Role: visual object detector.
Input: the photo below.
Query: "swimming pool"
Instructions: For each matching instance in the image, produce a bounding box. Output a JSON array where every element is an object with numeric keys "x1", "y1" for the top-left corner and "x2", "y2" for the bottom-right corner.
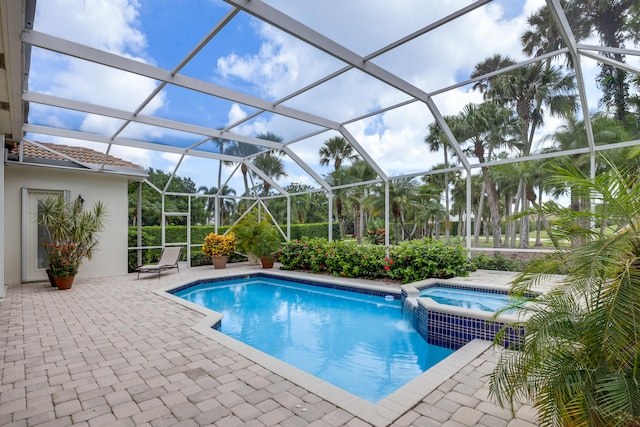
[
  {"x1": 419, "y1": 286, "x2": 510, "y2": 311},
  {"x1": 171, "y1": 275, "x2": 454, "y2": 403}
]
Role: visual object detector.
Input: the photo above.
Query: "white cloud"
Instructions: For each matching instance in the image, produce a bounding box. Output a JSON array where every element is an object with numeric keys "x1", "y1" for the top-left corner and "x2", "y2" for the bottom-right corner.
[
  {"x1": 35, "y1": 0, "x2": 147, "y2": 57},
  {"x1": 227, "y1": 104, "x2": 248, "y2": 124},
  {"x1": 30, "y1": 0, "x2": 170, "y2": 172},
  {"x1": 217, "y1": 23, "x2": 344, "y2": 100}
]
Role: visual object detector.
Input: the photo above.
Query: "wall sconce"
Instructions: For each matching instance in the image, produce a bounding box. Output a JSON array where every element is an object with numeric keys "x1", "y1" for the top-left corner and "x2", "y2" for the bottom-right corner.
[{"x1": 77, "y1": 194, "x2": 85, "y2": 205}]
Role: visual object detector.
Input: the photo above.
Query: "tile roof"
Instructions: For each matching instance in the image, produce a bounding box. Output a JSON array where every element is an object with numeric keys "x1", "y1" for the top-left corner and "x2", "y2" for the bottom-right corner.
[{"x1": 8, "y1": 141, "x2": 145, "y2": 171}]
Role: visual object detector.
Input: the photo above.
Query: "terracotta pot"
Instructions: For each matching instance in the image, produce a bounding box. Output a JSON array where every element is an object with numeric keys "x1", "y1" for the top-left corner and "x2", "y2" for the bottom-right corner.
[
  {"x1": 212, "y1": 255, "x2": 229, "y2": 269},
  {"x1": 260, "y1": 256, "x2": 275, "y2": 269},
  {"x1": 54, "y1": 276, "x2": 74, "y2": 290}
]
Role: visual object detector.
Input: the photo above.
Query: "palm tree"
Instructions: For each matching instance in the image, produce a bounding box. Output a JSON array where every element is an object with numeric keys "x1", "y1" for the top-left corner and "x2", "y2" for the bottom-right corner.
[
  {"x1": 472, "y1": 55, "x2": 577, "y2": 248},
  {"x1": 521, "y1": 2, "x2": 589, "y2": 62},
  {"x1": 424, "y1": 121, "x2": 456, "y2": 241},
  {"x1": 227, "y1": 142, "x2": 260, "y2": 211},
  {"x1": 326, "y1": 168, "x2": 352, "y2": 239},
  {"x1": 212, "y1": 134, "x2": 227, "y2": 192},
  {"x1": 217, "y1": 185, "x2": 237, "y2": 225},
  {"x1": 490, "y1": 159, "x2": 640, "y2": 426},
  {"x1": 253, "y1": 153, "x2": 287, "y2": 198},
  {"x1": 578, "y1": 0, "x2": 636, "y2": 121},
  {"x1": 197, "y1": 185, "x2": 237, "y2": 225},
  {"x1": 370, "y1": 178, "x2": 417, "y2": 244},
  {"x1": 410, "y1": 183, "x2": 444, "y2": 238},
  {"x1": 344, "y1": 160, "x2": 377, "y2": 244},
  {"x1": 450, "y1": 101, "x2": 518, "y2": 248},
  {"x1": 423, "y1": 163, "x2": 461, "y2": 240},
  {"x1": 319, "y1": 136, "x2": 359, "y2": 170},
  {"x1": 253, "y1": 132, "x2": 286, "y2": 204},
  {"x1": 546, "y1": 113, "x2": 629, "y2": 235},
  {"x1": 198, "y1": 185, "x2": 217, "y2": 224}
]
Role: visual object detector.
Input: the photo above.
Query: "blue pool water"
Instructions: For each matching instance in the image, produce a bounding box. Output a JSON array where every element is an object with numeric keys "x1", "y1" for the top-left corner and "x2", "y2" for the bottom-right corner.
[
  {"x1": 420, "y1": 286, "x2": 510, "y2": 312},
  {"x1": 173, "y1": 275, "x2": 454, "y2": 402}
]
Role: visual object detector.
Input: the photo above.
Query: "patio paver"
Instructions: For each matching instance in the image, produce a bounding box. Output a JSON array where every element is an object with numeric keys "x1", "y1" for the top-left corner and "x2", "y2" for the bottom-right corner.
[{"x1": 0, "y1": 264, "x2": 539, "y2": 426}]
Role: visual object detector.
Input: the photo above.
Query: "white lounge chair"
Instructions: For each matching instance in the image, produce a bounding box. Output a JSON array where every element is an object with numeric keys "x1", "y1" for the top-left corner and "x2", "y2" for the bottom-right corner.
[{"x1": 136, "y1": 247, "x2": 182, "y2": 279}]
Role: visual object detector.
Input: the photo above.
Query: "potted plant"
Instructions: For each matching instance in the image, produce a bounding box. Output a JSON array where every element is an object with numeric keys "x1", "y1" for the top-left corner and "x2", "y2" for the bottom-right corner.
[
  {"x1": 231, "y1": 212, "x2": 263, "y2": 264},
  {"x1": 38, "y1": 194, "x2": 106, "y2": 289},
  {"x1": 201, "y1": 232, "x2": 236, "y2": 269},
  {"x1": 45, "y1": 243, "x2": 82, "y2": 289},
  {"x1": 253, "y1": 224, "x2": 282, "y2": 269}
]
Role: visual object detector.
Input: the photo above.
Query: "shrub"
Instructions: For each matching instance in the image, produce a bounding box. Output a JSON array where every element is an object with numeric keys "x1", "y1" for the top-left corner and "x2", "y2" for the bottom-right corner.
[
  {"x1": 471, "y1": 253, "x2": 528, "y2": 272},
  {"x1": 386, "y1": 239, "x2": 473, "y2": 283},
  {"x1": 201, "y1": 232, "x2": 236, "y2": 257},
  {"x1": 279, "y1": 237, "x2": 472, "y2": 283}
]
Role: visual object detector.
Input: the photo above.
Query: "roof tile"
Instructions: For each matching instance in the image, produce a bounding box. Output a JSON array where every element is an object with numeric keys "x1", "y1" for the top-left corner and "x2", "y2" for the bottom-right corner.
[{"x1": 9, "y1": 141, "x2": 145, "y2": 171}]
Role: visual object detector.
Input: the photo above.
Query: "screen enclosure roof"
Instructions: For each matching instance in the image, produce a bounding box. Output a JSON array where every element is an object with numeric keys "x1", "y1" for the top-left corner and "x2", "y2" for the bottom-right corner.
[{"x1": 0, "y1": 0, "x2": 639, "y2": 195}]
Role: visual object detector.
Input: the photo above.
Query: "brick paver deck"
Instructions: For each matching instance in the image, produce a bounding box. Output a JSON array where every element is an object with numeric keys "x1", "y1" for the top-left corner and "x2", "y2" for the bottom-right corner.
[{"x1": 0, "y1": 264, "x2": 539, "y2": 426}]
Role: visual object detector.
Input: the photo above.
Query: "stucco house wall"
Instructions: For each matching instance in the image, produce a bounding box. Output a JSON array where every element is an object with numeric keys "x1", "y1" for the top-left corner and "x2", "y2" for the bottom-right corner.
[{"x1": 4, "y1": 164, "x2": 131, "y2": 284}]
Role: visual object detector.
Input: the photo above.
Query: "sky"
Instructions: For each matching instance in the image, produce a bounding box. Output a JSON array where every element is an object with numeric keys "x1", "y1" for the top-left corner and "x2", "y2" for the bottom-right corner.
[{"x1": 26, "y1": 0, "x2": 614, "y2": 196}]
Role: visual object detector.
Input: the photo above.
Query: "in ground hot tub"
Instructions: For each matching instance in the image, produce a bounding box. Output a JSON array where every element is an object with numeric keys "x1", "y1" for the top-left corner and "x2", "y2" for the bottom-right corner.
[{"x1": 402, "y1": 279, "x2": 538, "y2": 349}]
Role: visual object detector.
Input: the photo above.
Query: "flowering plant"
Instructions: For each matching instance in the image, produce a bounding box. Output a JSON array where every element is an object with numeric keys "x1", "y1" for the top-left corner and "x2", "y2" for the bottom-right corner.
[
  {"x1": 46, "y1": 243, "x2": 82, "y2": 278},
  {"x1": 202, "y1": 232, "x2": 236, "y2": 257}
]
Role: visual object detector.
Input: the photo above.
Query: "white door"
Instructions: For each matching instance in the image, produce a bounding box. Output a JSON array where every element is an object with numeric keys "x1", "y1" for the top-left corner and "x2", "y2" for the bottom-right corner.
[{"x1": 23, "y1": 189, "x2": 65, "y2": 282}]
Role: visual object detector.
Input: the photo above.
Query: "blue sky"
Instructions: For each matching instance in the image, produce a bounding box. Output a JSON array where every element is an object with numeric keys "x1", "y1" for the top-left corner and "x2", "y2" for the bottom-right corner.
[{"x1": 27, "y1": 0, "x2": 609, "y2": 196}]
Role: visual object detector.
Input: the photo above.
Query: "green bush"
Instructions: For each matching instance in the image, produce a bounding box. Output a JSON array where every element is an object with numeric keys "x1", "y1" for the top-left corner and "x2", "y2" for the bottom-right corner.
[
  {"x1": 471, "y1": 253, "x2": 528, "y2": 272},
  {"x1": 289, "y1": 222, "x2": 340, "y2": 240},
  {"x1": 279, "y1": 237, "x2": 472, "y2": 283},
  {"x1": 386, "y1": 239, "x2": 473, "y2": 283}
]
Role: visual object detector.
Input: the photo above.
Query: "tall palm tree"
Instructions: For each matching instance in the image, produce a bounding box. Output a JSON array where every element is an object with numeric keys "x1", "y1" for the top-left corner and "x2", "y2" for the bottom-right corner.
[
  {"x1": 521, "y1": 2, "x2": 589, "y2": 62},
  {"x1": 490, "y1": 159, "x2": 640, "y2": 426},
  {"x1": 319, "y1": 136, "x2": 359, "y2": 170},
  {"x1": 578, "y1": 0, "x2": 636, "y2": 121},
  {"x1": 344, "y1": 160, "x2": 377, "y2": 244},
  {"x1": 410, "y1": 183, "x2": 444, "y2": 238},
  {"x1": 450, "y1": 101, "x2": 518, "y2": 248},
  {"x1": 472, "y1": 55, "x2": 577, "y2": 248},
  {"x1": 213, "y1": 134, "x2": 227, "y2": 192},
  {"x1": 370, "y1": 178, "x2": 417, "y2": 244},
  {"x1": 253, "y1": 132, "x2": 286, "y2": 202},
  {"x1": 197, "y1": 185, "x2": 236, "y2": 225},
  {"x1": 227, "y1": 142, "x2": 260, "y2": 211},
  {"x1": 423, "y1": 163, "x2": 461, "y2": 240},
  {"x1": 326, "y1": 168, "x2": 352, "y2": 239},
  {"x1": 253, "y1": 153, "x2": 287, "y2": 198},
  {"x1": 424, "y1": 121, "x2": 456, "y2": 241}
]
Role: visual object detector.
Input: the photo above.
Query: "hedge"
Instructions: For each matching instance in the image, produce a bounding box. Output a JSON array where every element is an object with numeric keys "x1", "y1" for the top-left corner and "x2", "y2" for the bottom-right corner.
[
  {"x1": 127, "y1": 222, "x2": 339, "y2": 271},
  {"x1": 278, "y1": 237, "x2": 473, "y2": 283}
]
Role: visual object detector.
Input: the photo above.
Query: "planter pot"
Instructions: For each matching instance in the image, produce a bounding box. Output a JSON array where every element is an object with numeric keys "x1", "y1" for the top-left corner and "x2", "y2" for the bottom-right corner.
[
  {"x1": 54, "y1": 276, "x2": 74, "y2": 290},
  {"x1": 260, "y1": 256, "x2": 275, "y2": 269},
  {"x1": 45, "y1": 268, "x2": 57, "y2": 287},
  {"x1": 212, "y1": 255, "x2": 229, "y2": 269},
  {"x1": 247, "y1": 253, "x2": 260, "y2": 264}
]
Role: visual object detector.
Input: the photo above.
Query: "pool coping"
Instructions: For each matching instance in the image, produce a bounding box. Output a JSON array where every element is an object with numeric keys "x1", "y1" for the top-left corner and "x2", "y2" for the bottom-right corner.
[{"x1": 154, "y1": 270, "x2": 494, "y2": 427}]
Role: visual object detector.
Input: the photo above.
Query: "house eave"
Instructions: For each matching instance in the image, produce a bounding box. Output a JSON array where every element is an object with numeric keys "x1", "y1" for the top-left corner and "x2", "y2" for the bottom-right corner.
[{"x1": 4, "y1": 158, "x2": 148, "y2": 182}]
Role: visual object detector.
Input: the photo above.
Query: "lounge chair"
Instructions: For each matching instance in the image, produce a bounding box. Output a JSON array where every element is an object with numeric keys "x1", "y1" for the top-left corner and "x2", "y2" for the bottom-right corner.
[{"x1": 136, "y1": 247, "x2": 182, "y2": 279}]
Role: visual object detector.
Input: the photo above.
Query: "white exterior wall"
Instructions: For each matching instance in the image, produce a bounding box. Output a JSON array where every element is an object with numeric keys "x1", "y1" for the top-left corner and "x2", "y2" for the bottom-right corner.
[
  {"x1": 4, "y1": 165, "x2": 130, "y2": 284},
  {"x1": 0, "y1": 147, "x2": 4, "y2": 297}
]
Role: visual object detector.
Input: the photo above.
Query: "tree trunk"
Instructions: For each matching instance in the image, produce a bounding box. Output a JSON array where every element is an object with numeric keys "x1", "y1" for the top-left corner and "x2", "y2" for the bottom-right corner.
[
  {"x1": 483, "y1": 175, "x2": 502, "y2": 248},
  {"x1": 357, "y1": 203, "x2": 365, "y2": 245},
  {"x1": 474, "y1": 181, "x2": 486, "y2": 246}
]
